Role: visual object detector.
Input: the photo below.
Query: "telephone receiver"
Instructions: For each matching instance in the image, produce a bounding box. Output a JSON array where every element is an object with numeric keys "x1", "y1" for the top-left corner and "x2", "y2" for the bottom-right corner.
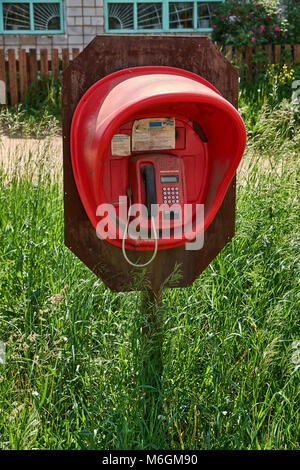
[
  {"x1": 142, "y1": 164, "x2": 157, "y2": 219},
  {"x1": 127, "y1": 153, "x2": 186, "y2": 231},
  {"x1": 122, "y1": 160, "x2": 159, "y2": 268}
]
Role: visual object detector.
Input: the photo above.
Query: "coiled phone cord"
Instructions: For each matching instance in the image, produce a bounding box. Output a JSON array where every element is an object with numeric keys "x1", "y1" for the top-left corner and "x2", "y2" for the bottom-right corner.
[{"x1": 122, "y1": 188, "x2": 158, "y2": 268}]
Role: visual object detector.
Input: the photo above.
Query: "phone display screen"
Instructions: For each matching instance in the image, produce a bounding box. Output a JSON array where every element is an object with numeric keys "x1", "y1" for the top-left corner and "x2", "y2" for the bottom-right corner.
[{"x1": 160, "y1": 175, "x2": 179, "y2": 183}]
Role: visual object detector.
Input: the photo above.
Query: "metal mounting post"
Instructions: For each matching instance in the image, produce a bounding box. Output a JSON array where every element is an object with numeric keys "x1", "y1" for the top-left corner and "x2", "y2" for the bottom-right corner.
[{"x1": 140, "y1": 289, "x2": 163, "y2": 423}]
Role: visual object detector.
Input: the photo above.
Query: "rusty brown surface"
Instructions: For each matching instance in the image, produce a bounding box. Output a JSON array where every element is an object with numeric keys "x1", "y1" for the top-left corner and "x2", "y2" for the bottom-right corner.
[{"x1": 62, "y1": 35, "x2": 238, "y2": 292}]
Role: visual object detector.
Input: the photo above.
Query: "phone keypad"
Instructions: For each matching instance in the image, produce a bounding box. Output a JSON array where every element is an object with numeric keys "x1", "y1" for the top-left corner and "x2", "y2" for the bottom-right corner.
[{"x1": 162, "y1": 186, "x2": 180, "y2": 204}]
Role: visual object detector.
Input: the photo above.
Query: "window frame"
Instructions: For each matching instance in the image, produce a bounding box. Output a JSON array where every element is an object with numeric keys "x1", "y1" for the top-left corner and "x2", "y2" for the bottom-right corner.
[
  {"x1": 105, "y1": 0, "x2": 224, "y2": 33},
  {"x1": 0, "y1": 0, "x2": 64, "y2": 34}
]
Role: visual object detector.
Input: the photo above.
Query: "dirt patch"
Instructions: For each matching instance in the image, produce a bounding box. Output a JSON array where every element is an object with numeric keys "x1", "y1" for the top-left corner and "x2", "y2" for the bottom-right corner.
[{"x1": 1, "y1": 135, "x2": 291, "y2": 187}]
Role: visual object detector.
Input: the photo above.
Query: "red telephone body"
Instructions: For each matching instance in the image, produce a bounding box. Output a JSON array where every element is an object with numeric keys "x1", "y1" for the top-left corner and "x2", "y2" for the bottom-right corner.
[
  {"x1": 70, "y1": 66, "x2": 246, "y2": 251},
  {"x1": 101, "y1": 114, "x2": 210, "y2": 249}
]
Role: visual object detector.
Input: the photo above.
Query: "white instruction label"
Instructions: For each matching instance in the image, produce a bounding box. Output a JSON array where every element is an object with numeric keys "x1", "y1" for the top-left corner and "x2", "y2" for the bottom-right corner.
[
  {"x1": 111, "y1": 134, "x2": 131, "y2": 156},
  {"x1": 132, "y1": 117, "x2": 175, "y2": 152}
]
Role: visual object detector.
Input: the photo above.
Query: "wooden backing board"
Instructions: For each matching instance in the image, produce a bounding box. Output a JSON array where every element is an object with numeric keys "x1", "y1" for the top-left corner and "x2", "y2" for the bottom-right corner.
[{"x1": 62, "y1": 35, "x2": 239, "y2": 293}]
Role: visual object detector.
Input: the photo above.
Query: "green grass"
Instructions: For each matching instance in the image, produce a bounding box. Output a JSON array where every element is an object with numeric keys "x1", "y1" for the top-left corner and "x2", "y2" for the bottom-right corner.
[{"x1": 0, "y1": 97, "x2": 299, "y2": 450}]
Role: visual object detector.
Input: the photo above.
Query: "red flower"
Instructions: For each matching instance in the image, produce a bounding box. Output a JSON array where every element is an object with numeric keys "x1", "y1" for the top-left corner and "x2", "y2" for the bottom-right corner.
[
  {"x1": 251, "y1": 37, "x2": 256, "y2": 43},
  {"x1": 259, "y1": 25, "x2": 265, "y2": 32},
  {"x1": 275, "y1": 26, "x2": 280, "y2": 32},
  {"x1": 213, "y1": 24, "x2": 217, "y2": 30},
  {"x1": 221, "y1": 15, "x2": 226, "y2": 20}
]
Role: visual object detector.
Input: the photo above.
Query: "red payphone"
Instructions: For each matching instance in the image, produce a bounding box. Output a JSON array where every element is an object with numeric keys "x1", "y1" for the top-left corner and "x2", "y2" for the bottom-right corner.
[{"x1": 71, "y1": 66, "x2": 246, "y2": 266}]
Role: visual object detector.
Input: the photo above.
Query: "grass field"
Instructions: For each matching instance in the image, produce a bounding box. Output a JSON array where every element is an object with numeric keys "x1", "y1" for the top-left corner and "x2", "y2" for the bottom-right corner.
[{"x1": 0, "y1": 92, "x2": 299, "y2": 450}]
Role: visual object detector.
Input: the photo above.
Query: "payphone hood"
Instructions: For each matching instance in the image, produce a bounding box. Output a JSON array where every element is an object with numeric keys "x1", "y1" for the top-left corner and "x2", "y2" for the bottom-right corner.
[{"x1": 71, "y1": 66, "x2": 246, "y2": 250}]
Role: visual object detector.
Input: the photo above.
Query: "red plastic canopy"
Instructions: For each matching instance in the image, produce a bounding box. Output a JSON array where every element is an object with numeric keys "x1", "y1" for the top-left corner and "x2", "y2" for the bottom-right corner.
[{"x1": 71, "y1": 66, "x2": 246, "y2": 250}]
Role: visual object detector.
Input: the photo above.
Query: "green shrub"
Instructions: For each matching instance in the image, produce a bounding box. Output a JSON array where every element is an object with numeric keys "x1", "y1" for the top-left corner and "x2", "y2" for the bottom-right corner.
[
  {"x1": 0, "y1": 77, "x2": 61, "y2": 138},
  {"x1": 22, "y1": 76, "x2": 62, "y2": 122},
  {"x1": 212, "y1": 0, "x2": 300, "y2": 47}
]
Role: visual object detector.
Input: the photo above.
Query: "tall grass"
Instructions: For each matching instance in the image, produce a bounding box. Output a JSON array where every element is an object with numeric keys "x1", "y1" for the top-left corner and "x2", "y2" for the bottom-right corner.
[
  {"x1": 0, "y1": 67, "x2": 299, "y2": 449},
  {"x1": 0, "y1": 119, "x2": 298, "y2": 449}
]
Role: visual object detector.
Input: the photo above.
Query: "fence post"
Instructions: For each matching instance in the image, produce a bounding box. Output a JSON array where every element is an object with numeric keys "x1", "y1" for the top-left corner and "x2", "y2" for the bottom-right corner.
[
  {"x1": 274, "y1": 44, "x2": 281, "y2": 63},
  {"x1": 265, "y1": 44, "x2": 273, "y2": 64},
  {"x1": 19, "y1": 49, "x2": 28, "y2": 101},
  {"x1": 8, "y1": 49, "x2": 18, "y2": 106},
  {"x1": 51, "y1": 48, "x2": 59, "y2": 81},
  {"x1": 40, "y1": 49, "x2": 49, "y2": 78},
  {"x1": 29, "y1": 49, "x2": 38, "y2": 86},
  {"x1": 293, "y1": 44, "x2": 300, "y2": 62},
  {"x1": 62, "y1": 48, "x2": 70, "y2": 70}
]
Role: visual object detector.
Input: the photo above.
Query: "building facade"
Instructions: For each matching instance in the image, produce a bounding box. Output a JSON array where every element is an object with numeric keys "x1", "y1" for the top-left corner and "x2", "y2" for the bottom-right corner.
[{"x1": 0, "y1": 0, "x2": 223, "y2": 53}]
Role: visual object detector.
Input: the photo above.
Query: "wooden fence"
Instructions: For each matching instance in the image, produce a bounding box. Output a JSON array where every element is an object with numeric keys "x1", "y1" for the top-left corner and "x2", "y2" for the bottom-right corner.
[
  {"x1": 222, "y1": 43, "x2": 300, "y2": 84},
  {"x1": 0, "y1": 47, "x2": 80, "y2": 106},
  {"x1": 0, "y1": 44, "x2": 299, "y2": 106}
]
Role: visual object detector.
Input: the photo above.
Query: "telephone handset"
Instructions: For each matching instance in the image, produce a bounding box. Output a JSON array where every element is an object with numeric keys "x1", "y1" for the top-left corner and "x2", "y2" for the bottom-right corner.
[
  {"x1": 122, "y1": 161, "x2": 158, "y2": 268},
  {"x1": 142, "y1": 164, "x2": 157, "y2": 218},
  {"x1": 122, "y1": 154, "x2": 186, "y2": 267}
]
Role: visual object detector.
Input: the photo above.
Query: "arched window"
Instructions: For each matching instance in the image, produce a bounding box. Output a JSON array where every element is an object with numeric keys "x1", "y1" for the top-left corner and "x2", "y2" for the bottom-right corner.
[
  {"x1": 0, "y1": 0, "x2": 64, "y2": 33},
  {"x1": 105, "y1": 0, "x2": 223, "y2": 32}
]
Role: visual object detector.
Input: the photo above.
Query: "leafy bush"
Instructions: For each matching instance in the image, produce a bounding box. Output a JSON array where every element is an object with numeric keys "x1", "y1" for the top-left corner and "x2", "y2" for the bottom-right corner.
[
  {"x1": 212, "y1": 0, "x2": 300, "y2": 47},
  {"x1": 22, "y1": 76, "x2": 62, "y2": 122},
  {"x1": 283, "y1": 0, "x2": 300, "y2": 44},
  {"x1": 0, "y1": 77, "x2": 61, "y2": 138}
]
